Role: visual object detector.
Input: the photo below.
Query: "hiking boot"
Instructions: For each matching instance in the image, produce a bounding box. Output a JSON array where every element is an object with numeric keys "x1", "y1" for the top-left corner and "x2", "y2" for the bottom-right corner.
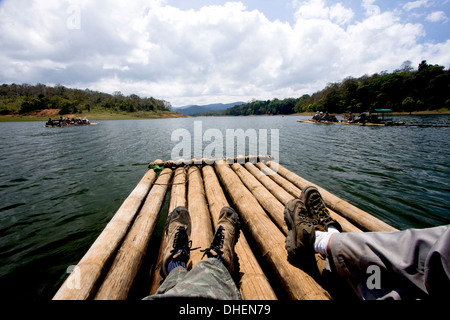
[
  {"x1": 284, "y1": 198, "x2": 317, "y2": 263},
  {"x1": 160, "y1": 206, "x2": 193, "y2": 279},
  {"x1": 300, "y1": 186, "x2": 342, "y2": 232},
  {"x1": 202, "y1": 206, "x2": 240, "y2": 274}
]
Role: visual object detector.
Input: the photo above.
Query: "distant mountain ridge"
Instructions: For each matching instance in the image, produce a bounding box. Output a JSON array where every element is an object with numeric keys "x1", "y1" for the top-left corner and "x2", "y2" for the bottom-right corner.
[{"x1": 175, "y1": 101, "x2": 245, "y2": 116}]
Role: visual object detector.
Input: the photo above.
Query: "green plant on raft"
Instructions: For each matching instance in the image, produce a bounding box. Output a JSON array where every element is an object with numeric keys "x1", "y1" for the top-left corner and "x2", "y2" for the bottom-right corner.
[{"x1": 151, "y1": 164, "x2": 164, "y2": 176}]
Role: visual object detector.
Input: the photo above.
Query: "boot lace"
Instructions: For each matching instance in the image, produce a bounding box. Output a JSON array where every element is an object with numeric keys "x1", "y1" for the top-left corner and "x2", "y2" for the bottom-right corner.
[
  {"x1": 310, "y1": 195, "x2": 333, "y2": 225},
  {"x1": 297, "y1": 205, "x2": 317, "y2": 227},
  {"x1": 171, "y1": 226, "x2": 198, "y2": 259},
  {"x1": 201, "y1": 225, "x2": 225, "y2": 259}
]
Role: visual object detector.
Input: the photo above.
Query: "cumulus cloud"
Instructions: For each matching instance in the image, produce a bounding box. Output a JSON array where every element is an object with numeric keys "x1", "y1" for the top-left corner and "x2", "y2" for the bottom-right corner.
[
  {"x1": 426, "y1": 11, "x2": 449, "y2": 23},
  {"x1": 0, "y1": 0, "x2": 449, "y2": 106}
]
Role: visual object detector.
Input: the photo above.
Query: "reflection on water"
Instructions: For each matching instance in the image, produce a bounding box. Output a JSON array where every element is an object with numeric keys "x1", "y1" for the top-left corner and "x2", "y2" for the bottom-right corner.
[{"x1": 0, "y1": 115, "x2": 449, "y2": 299}]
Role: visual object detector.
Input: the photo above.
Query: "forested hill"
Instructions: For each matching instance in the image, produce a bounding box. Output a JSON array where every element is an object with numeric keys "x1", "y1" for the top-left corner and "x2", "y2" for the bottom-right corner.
[
  {"x1": 0, "y1": 83, "x2": 171, "y2": 115},
  {"x1": 225, "y1": 60, "x2": 450, "y2": 116}
]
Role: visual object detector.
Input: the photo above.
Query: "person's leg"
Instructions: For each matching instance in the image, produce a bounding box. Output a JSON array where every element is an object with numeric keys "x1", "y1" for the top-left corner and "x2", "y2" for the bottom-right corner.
[
  {"x1": 284, "y1": 185, "x2": 450, "y2": 299},
  {"x1": 152, "y1": 266, "x2": 188, "y2": 295},
  {"x1": 145, "y1": 206, "x2": 241, "y2": 300},
  {"x1": 143, "y1": 206, "x2": 193, "y2": 299},
  {"x1": 328, "y1": 225, "x2": 450, "y2": 299},
  {"x1": 149, "y1": 258, "x2": 240, "y2": 299}
]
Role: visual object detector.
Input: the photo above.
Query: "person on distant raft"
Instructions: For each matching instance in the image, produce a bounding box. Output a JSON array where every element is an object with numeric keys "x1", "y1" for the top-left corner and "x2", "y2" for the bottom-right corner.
[
  {"x1": 312, "y1": 111, "x2": 320, "y2": 121},
  {"x1": 284, "y1": 186, "x2": 450, "y2": 300},
  {"x1": 143, "y1": 206, "x2": 241, "y2": 300},
  {"x1": 357, "y1": 112, "x2": 367, "y2": 125}
]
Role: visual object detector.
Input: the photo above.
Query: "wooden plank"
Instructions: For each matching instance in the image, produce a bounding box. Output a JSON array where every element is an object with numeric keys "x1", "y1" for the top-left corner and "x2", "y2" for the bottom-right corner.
[
  {"x1": 267, "y1": 162, "x2": 398, "y2": 232},
  {"x1": 149, "y1": 167, "x2": 187, "y2": 295},
  {"x1": 215, "y1": 161, "x2": 331, "y2": 300},
  {"x1": 95, "y1": 168, "x2": 173, "y2": 300},
  {"x1": 202, "y1": 165, "x2": 277, "y2": 300},
  {"x1": 187, "y1": 166, "x2": 213, "y2": 267},
  {"x1": 53, "y1": 169, "x2": 158, "y2": 300}
]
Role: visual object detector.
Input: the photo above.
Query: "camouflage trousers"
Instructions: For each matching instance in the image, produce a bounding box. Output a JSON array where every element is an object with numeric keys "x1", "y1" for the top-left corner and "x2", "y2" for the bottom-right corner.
[{"x1": 144, "y1": 258, "x2": 241, "y2": 300}]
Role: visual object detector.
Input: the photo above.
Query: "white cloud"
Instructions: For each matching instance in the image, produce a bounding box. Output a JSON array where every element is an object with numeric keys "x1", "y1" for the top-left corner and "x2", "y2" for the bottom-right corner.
[
  {"x1": 426, "y1": 11, "x2": 449, "y2": 23},
  {"x1": 403, "y1": 0, "x2": 429, "y2": 11},
  {"x1": 330, "y1": 3, "x2": 354, "y2": 25},
  {"x1": 0, "y1": 0, "x2": 449, "y2": 106},
  {"x1": 294, "y1": 0, "x2": 354, "y2": 25}
]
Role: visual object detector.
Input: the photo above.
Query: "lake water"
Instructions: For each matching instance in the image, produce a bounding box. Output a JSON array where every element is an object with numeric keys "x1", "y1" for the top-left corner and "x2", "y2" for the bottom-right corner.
[{"x1": 0, "y1": 115, "x2": 449, "y2": 300}]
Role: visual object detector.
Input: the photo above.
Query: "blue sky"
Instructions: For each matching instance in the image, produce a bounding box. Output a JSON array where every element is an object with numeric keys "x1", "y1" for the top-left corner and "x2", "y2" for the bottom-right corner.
[{"x1": 0, "y1": 0, "x2": 449, "y2": 107}]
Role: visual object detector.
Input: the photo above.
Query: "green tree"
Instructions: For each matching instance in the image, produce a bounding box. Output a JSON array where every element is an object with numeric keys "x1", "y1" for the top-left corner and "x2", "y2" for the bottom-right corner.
[{"x1": 402, "y1": 97, "x2": 415, "y2": 114}]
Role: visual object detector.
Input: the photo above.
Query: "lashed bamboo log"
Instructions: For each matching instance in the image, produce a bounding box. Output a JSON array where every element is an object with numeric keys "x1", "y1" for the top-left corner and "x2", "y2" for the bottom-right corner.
[
  {"x1": 256, "y1": 162, "x2": 301, "y2": 199},
  {"x1": 149, "y1": 167, "x2": 187, "y2": 295},
  {"x1": 253, "y1": 162, "x2": 362, "y2": 233},
  {"x1": 231, "y1": 163, "x2": 287, "y2": 235},
  {"x1": 267, "y1": 162, "x2": 398, "y2": 232},
  {"x1": 245, "y1": 162, "x2": 294, "y2": 205},
  {"x1": 202, "y1": 165, "x2": 277, "y2": 300},
  {"x1": 94, "y1": 168, "x2": 173, "y2": 300},
  {"x1": 215, "y1": 161, "x2": 331, "y2": 300},
  {"x1": 168, "y1": 167, "x2": 188, "y2": 212},
  {"x1": 53, "y1": 169, "x2": 158, "y2": 300},
  {"x1": 187, "y1": 166, "x2": 213, "y2": 267}
]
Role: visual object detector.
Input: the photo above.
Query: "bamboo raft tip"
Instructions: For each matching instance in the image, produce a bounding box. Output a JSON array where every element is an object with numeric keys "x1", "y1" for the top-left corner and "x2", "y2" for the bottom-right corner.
[{"x1": 149, "y1": 155, "x2": 274, "y2": 169}]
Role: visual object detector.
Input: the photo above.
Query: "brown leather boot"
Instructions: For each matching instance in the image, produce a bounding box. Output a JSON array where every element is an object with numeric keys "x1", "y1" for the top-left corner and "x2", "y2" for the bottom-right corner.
[
  {"x1": 160, "y1": 206, "x2": 192, "y2": 279},
  {"x1": 201, "y1": 206, "x2": 240, "y2": 274},
  {"x1": 284, "y1": 198, "x2": 317, "y2": 264},
  {"x1": 301, "y1": 186, "x2": 342, "y2": 232}
]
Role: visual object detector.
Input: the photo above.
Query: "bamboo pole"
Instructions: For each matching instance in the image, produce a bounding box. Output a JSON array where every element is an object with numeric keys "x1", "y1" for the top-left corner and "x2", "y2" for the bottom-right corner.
[
  {"x1": 267, "y1": 162, "x2": 398, "y2": 232},
  {"x1": 94, "y1": 168, "x2": 173, "y2": 300},
  {"x1": 231, "y1": 163, "x2": 287, "y2": 235},
  {"x1": 253, "y1": 162, "x2": 362, "y2": 233},
  {"x1": 202, "y1": 165, "x2": 277, "y2": 300},
  {"x1": 187, "y1": 166, "x2": 213, "y2": 268},
  {"x1": 245, "y1": 162, "x2": 294, "y2": 205},
  {"x1": 215, "y1": 161, "x2": 331, "y2": 300},
  {"x1": 53, "y1": 169, "x2": 158, "y2": 300},
  {"x1": 255, "y1": 162, "x2": 301, "y2": 199},
  {"x1": 168, "y1": 167, "x2": 188, "y2": 213},
  {"x1": 149, "y1": 167, "x2": 187, "y2": 295}
]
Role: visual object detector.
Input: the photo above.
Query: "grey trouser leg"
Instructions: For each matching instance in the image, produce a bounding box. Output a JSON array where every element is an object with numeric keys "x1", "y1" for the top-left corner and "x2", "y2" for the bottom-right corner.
[
  {"x1": 328, "y1": 225, "x2": 450, "y2": 300},
  {"x1": 143, "y1": 258, "x2": 241, "y2": 300}
]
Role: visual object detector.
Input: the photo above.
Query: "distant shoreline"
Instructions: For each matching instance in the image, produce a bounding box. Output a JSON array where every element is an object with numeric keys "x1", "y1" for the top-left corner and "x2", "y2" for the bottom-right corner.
[
  {"x1": 1, "y1": 109, "x2": 448, "y2": 122},
  {"x1": 290, "y1": 109, "x2": 450, "y2": 116},
  {"x1": 0, "y1": 109, "x2": 189, "y2": 122}
]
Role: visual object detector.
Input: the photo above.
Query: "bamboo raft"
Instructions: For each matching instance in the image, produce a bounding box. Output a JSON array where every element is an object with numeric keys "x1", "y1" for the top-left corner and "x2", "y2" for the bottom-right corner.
[
  {"x1": 53, "y1": 156, "x2": 398, "y2": 300},
  {"x1": 297, "y1": 119, "x2": 405, "y2": 126}
]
